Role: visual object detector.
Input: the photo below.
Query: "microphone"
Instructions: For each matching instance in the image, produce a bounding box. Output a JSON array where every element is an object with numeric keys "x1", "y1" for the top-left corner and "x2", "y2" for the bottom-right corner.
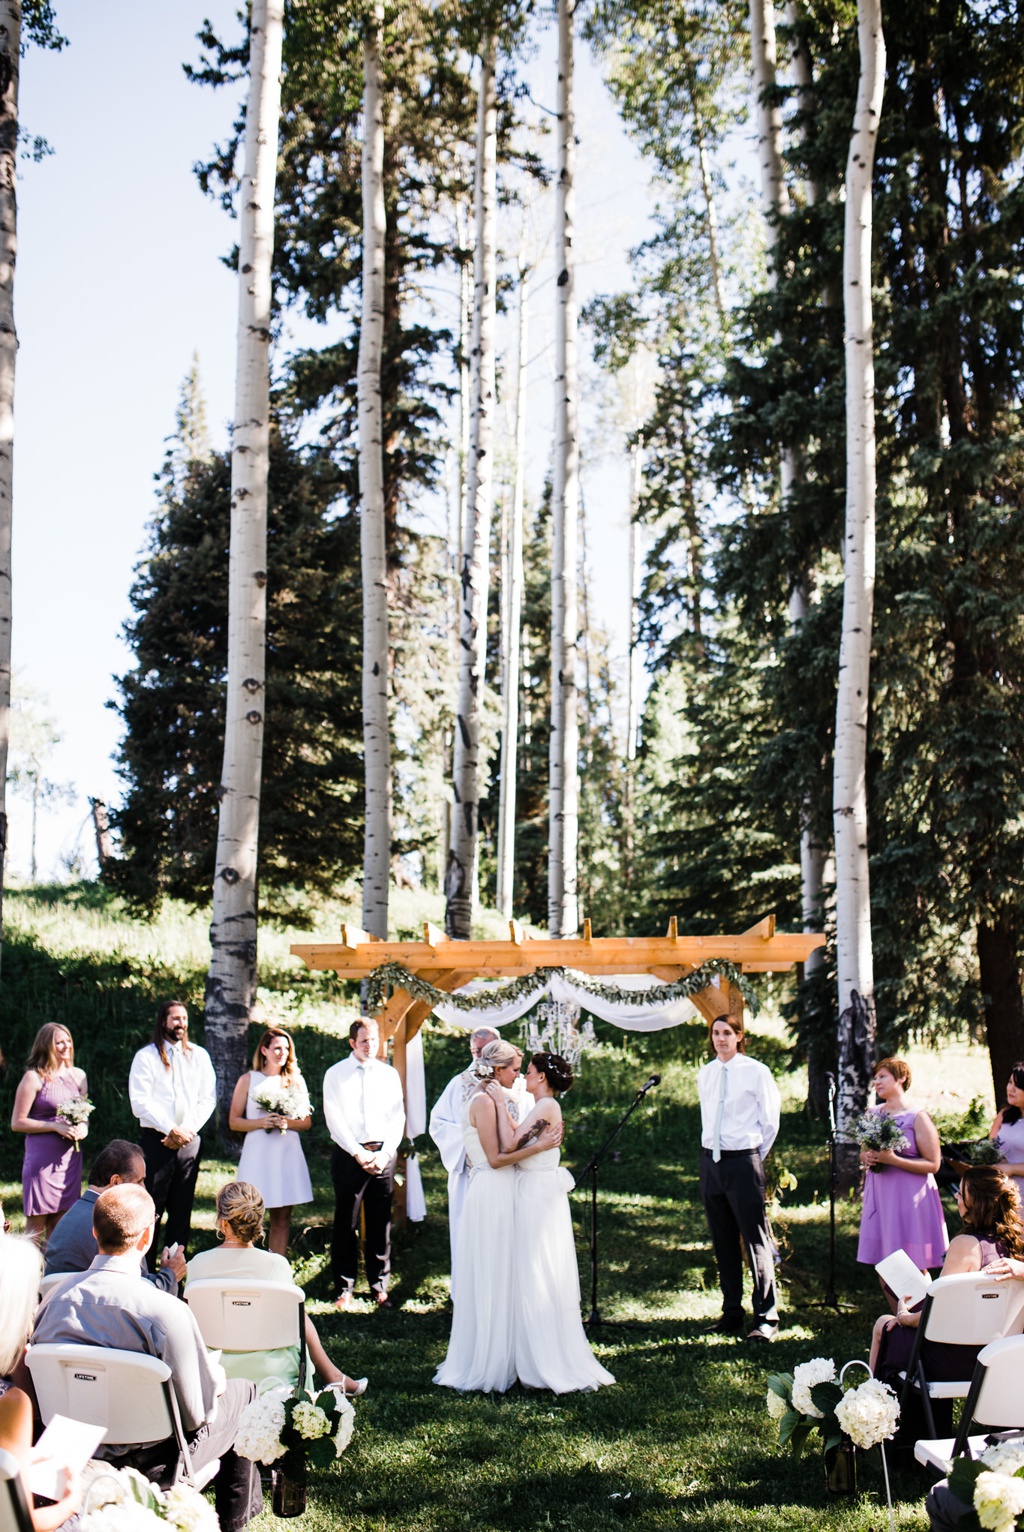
[
  {"x1": 638, "y1": 1074, "x2": 661, "y2": 1096},
  {"x1": 826, "y1": 1073, "x2": 836, "y2": 1095}
]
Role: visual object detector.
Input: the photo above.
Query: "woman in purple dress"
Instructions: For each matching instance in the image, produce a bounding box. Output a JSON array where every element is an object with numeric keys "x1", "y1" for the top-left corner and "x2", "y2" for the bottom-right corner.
[
  {"x1": 856, "y1": 1056, "x2": 948, "y2": 1292},
  {"x1": 10, "y1": 1024, "x2": 88, "y2": 1244}
]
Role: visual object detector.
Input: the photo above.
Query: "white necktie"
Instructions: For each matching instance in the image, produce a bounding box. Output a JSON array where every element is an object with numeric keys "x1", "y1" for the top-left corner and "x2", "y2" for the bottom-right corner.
[
  {"x1": 171, "y1": 1047, "x2": 187, "y2": 1127},
  {"x1": 712, "y1": 1065, "x2": 728, "y2": 1162}
]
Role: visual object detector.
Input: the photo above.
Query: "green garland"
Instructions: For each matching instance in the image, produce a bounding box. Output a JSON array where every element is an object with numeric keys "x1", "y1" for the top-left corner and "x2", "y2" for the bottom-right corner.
[{"x1": 365, "y1": 957, "x2": 760, "y2": 1020}]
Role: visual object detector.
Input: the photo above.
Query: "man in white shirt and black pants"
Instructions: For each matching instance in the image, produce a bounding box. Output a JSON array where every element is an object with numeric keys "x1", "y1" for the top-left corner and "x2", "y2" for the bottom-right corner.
[
  {"x1": 698, "y1": 1012, "x2": 781, "y2": 1343},
  {"x1": 128, "y1": 1000, "x2": 217, "y2": 1265},
  {"x1": 323, "y1": 1016, "x2": 406, "y2": 1310}
]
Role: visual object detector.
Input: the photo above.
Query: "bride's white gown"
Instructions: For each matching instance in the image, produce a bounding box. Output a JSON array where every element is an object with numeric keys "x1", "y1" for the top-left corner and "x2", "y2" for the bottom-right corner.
[
  {"x1": 513, "y1": 1145, "x2": 615, "y2": 1393},
  {"x1": 433, "y1": 1111, "x2": 516, "y2": 1392}
]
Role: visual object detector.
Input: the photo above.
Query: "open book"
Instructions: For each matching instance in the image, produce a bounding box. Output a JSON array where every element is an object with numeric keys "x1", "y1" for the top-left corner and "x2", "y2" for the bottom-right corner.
[{"x1": 876, "y1": 1249, "x2": 934, "y2": 1307}]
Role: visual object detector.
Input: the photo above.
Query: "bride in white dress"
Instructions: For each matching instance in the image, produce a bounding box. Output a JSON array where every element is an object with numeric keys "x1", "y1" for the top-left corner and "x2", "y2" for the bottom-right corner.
[
  {"x1": 512, "y1": 1052, "x2": 615, "y2": 1392},
  {"x1": 433, "y1": 1039, "x2": 563, "y2": 1393}
]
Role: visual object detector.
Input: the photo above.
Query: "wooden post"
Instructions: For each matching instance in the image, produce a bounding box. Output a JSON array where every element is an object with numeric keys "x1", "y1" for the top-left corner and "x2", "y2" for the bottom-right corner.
[{"x1": 392, "y1": 1012, "x2": 408, "y2": 1228}]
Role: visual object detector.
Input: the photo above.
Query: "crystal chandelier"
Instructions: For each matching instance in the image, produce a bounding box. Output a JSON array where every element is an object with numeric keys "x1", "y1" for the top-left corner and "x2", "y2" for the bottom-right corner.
[{"x1": 521, "y1": 999, "x2": 597, "y2": 1072}]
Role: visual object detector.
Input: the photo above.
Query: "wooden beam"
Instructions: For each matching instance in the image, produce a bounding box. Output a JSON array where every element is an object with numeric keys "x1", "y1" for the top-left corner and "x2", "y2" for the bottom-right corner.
[
  {"x1": 422, "y1": 921, "x2": 445, "y2": 949},
  {"x1": 340, "y1": 922, "x2": 382, "y2": 949},
  {"x1": 742, "y1": 914, "x2": 776, "y2": 941},
  {"x1": 292, "y1": 928, "x2": 825, "y2": 976},
  {"x1": 582, "y1": 917, "x2": 592, "y2": 942},
  {"x1": 666, "y1": 916, "x2": 678, "y2": 940},
  {"x1": 509, "y1": 920, "x2": 524, "y2": 945}
]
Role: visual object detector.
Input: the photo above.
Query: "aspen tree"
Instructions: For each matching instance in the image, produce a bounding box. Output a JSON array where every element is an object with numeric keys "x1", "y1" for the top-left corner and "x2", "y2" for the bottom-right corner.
[
  {"x1": 445, "y1": 39, "x2": 497, "y2": 940},
  {"x1": 496, "y1": 253, "x2": 529, "y2": 921},
  {"x1": 834, "y1": 0, "x2": 884, "y2": 1184},
  {"x1": 205, "y1": 0, "x2": 283, "y2": 1122},
  {"x1": 359, "y1": 0, "x2": 391, "y2": 941},
  {"x1": 0, "y1": 0, "x2": 19, "y2": 969},
  {"x1": 549, "y1": 0, "x2": 579, "y2": 939}
]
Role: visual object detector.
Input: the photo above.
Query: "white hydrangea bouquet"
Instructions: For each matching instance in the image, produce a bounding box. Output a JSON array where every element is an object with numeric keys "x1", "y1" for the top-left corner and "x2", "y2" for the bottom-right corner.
[
  {"x1": 948, "y1": 1438, "x2": 1024, "y2": 1532},
  {"x1": 253, "y1": 1076, "x2": 312, "y2": 1132},
  {"x1": 79, "y1": 1463, "x2": 219, "y2": 1531},
  {"x1": 767, "y1": 1356, "x2": 900, "y2": 1455},
  {"x1": 235, "y1": 1379, "x2": 355, "y2": 1477},
  {"x1": 56, "y1": 1095, "x2": 95, "y2": 1152},
  {"x1": 850, "y1": 1111, "x2": 910, "y2": 1171}
]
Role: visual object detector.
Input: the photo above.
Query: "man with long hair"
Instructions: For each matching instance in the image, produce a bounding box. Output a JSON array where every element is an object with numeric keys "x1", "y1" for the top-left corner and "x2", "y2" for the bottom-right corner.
[{"x1": 128, "y1": 1001, "x2": 216, "y2": 1262}]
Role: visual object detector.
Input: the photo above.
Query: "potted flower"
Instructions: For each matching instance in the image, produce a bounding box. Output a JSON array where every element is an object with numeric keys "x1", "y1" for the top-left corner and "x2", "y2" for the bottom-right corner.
[
  {"x1": 948, "y1": 1437, "x2": 1024, "y2": 1532},
  {"x1": 235, "y1": 1381, "x2": 356, "y2": 1517},
  {"x1": 80, "y1": 1463, "x2": 219, "y2": 1529},
  {"x1": 767, "y1": 1357, "x2": 900, "y2": 1494}
]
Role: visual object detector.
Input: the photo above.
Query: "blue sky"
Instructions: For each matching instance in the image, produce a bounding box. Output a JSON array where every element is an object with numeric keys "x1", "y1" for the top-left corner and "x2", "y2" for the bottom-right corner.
[{"x1": 12, "y1": 1, "x2": 654, "y2": 883}]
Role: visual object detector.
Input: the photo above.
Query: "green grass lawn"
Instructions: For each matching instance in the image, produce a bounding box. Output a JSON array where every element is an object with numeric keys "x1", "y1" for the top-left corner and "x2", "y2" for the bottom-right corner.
[{"x1": 0, "y1": 884, "x2": 1000, "y2": 1530}]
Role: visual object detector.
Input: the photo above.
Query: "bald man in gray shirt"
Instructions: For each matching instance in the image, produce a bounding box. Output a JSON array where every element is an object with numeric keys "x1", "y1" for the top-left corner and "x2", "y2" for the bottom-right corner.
[{"x1": 34, "y1": 1183, "x2": 260, "y2": 1531}]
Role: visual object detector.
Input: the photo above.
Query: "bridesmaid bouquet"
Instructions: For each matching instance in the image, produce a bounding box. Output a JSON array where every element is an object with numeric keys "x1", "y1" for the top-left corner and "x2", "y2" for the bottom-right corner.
[
  {"x1": 253, "y1": 1077, "x2": 312, "y2": 1131},
  {"x1": 850, "y1": 1111, "x2": 909, "y2": 1171},
  {"x1": 56, "y1": 1096, "x2": 94, "y2": 1152}
]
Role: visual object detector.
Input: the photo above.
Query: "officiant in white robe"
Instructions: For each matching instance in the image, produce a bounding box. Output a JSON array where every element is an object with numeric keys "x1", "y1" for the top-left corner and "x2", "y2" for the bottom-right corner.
[{"x1": 429, "y1": 1026, "x2": 529, "y2": 1291}]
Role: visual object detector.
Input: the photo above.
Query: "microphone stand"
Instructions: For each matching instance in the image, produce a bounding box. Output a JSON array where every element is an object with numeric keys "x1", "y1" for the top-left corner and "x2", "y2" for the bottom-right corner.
[{"x1": 572, "y1": 1079, "x2": 657, "y2": 1328}]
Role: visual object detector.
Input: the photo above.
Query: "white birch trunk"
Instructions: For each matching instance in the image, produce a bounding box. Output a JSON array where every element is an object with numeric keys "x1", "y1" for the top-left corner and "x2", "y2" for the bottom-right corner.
[
  {"x1": 626, "y1": 440, "x2": 643, "y2": 763},
  {"x1": 358, "y1": 2, "x2": 391, "y2": 941},
  {"x1": 834, "y1": 0, "x2": 884, "y2": 1179},
  {"x1": 445, "y1": 40, "x2": 497, "y2": 940},
  {"x1": 549, "y1": 0, "x2": 579, "y2": 939},
  {"x1": 205, "y1": 0, "x2": 283, "y2": 1125},
  {"x1": 0, "y1": 0, "x2": 19, "y2": 965},
  {"x1": 496, "y1": 258, "x2": 529, "y2": 922}
]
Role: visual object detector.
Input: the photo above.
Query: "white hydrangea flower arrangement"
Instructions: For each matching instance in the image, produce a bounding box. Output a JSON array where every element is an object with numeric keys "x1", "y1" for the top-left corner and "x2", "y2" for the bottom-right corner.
[
  {"x1": 949, "y1": 1437, "x2": 1024, "y2": 1532},
  {"x1": 79, "y1": 1464, "x2": 219, "y2": 1531},
  {"x1": 235, "y1": 1381, "x2": 357, "y2": 1474},
  {"x1": 767, "y1": 1358, "x2": 899, "y2": 1457}
]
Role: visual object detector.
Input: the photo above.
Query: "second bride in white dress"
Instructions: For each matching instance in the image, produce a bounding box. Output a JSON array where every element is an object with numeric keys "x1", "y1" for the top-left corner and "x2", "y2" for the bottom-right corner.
[
  {"x1": 513, "y1": 1052, "x2": 615, "y2": 1393},
  {"x1": 433, "y1": 1039, "x2": 562, "y2": 1393}
]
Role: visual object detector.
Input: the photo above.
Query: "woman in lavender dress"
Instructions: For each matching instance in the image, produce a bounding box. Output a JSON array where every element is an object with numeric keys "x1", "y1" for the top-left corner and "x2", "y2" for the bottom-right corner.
[
  {"x1": 989, "y1": 1061, "x2": 1024, "y2": 1202},
  {"x1": 10, "y1": 1024, "x2": 88, "y2": 1244},
  {"x1": 856, "y1": 1056, "x2": 948, "y2": 1294}
]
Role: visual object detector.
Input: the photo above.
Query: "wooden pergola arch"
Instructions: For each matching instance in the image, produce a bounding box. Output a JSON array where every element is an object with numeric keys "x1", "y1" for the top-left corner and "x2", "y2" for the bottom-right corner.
[{"x1": 291, "y1": 914, "x2": 826, "y2": 1096}]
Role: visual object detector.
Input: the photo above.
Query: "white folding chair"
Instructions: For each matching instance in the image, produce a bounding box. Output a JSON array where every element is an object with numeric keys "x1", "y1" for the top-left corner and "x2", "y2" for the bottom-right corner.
[
  {"x1": 185, "y1": 1278, "x2": 308, "y2": 1390},
  {"x1": 900, "y1": 1272, "x2": 1024, "y2": 1439},
  {"x1": 0, "y1": 1447, "x2": 33, "y2": 1532},
  {"x1": 25, "y1": 1342, "x2": 218, "y2": 1491},
  {"x1": 915, "y1": 1334, "x2": 1024, "y2": 1473}
]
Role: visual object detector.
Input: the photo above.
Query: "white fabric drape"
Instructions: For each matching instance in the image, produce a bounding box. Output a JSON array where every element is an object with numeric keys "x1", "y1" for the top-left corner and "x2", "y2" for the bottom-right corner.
[
  {"x1": 404, "y1": 1027, "x2": 427, "y2": 1221},
  {"x1": 429, "y1": 972, "x2": 699, "y2": 1033}
]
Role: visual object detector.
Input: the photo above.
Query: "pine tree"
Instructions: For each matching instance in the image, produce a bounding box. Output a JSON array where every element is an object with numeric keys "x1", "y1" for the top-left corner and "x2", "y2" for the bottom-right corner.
[{"x1": 109, "y1": 428, "x2": 362, "y2": 920}]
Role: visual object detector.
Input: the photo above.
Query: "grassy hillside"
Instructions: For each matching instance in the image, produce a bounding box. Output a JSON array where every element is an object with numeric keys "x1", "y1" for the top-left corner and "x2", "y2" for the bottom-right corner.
[{"x1": 0, "y1": 884, "x2": 999, "y2": 1531}]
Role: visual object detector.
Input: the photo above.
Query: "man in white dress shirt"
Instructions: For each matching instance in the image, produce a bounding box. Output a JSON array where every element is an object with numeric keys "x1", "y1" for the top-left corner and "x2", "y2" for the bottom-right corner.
[
  {"x1": 323, "y1": 1016, "x2": 406, "y2": 1309},
  {"x1": 697, "y1": 1012, "x2": 781, "y2": 1342},
  {"x1": 128, "y1": 1000, "x2": 217, "y2": 1264}
]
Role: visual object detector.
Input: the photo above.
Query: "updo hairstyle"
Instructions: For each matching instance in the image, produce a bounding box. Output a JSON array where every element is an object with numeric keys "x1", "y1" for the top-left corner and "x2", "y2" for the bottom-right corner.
[
  {"x1": 217, "y1": 1180, "x2": 266, "y2": 1246},
  {"x1": 531, "y1": 1052, "x2": 574, "y2": 1095},
  {"x1": 473, "y1": 1038, "x2": 522, "y2": 1078}
]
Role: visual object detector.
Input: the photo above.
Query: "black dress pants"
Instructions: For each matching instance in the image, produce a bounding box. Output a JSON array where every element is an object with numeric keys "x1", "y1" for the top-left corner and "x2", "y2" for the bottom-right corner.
[
  {"x1": 140, "y1": 1127, "x2": 202, "y2": 1266},
  {"x1": 699, "y1": 1148, "x2": 778, "y2": 1325},
  {"x1": 330, "y1": 1145, "x2": 396, "y2": 1298}
]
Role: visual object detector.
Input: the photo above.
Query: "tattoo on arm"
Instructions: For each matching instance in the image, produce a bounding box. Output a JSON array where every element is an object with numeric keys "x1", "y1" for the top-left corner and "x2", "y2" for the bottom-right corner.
[{"x1": 514, "y1": 1117, "x2": 549, "y2": 1151}]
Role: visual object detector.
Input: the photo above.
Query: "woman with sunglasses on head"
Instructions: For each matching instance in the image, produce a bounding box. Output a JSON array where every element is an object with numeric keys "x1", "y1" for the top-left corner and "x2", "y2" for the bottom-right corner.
[
  {"x1": 869, "y1": 1166, "x2": 1024, "y2": 1385},
  {"x1": 989, "y1": 1062, "x2": 1024, "y2": 1202}
]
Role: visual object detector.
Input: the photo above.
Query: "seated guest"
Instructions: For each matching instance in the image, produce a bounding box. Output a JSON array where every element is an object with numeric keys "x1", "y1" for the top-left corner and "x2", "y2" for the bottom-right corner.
[
  {"x1": 187, "y1": 1180, "x2": 366, "y2": 1396},
  {"x1": 43, "y1": 1139, "x2": 187, "y2": 1293},
  {"x1": 870, "y1": 1167, "x2": 1024, "y2": 1401},
  {"x1": 32, "y1": 1183, "x2": 261, "y2": 1532},
  {"x1": 0, "y1": 1235, "x2": 83, "y2": 1531}
]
